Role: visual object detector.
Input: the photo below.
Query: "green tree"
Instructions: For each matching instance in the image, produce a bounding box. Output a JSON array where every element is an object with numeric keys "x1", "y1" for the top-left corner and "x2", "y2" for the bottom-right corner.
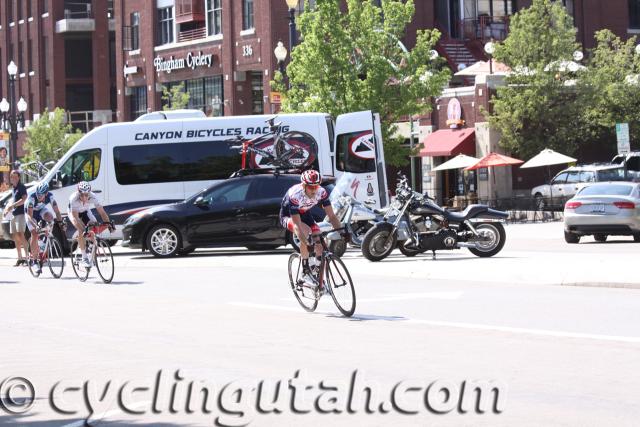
[
  {"x1": 489, "y1": 0, "x2": 585, "y2": 158},
  {"x1": 579, "y1": 30, "x2": 640, "y2": 153},
  {"x1": 162, "y1": 82, "x2": 190, "y2": 110},
  {"x1": 24, "y1": 108, "x2": 83, "y2": 163},
  {"x1": 272, "y1": 0, "x2": 450, "y2": 166}
]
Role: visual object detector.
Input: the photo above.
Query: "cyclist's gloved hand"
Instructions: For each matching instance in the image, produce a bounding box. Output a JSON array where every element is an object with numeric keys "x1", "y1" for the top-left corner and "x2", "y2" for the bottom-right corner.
[{"x1": 107, "y1": 222, "x2": 116, "y2": 232}]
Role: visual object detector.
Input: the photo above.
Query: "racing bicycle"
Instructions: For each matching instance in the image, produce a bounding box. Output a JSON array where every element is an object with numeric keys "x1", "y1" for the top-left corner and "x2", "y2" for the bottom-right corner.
[
  {"x1": 28, "y1": 220, "x2": 65, "y2": 278},
  {"x1": 288, "y1": 228, "x2": 356, "y2": 317},
  {"x1": 69, "y1": 222, "x2": 115, "y2": 283},
  {"x1": 228, "y1": 116, "x2": 318, "y2": 172}
]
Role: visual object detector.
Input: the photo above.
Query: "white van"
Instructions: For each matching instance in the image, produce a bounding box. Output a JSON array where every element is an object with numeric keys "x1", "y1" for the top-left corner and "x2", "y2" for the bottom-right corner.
[{"x1": 40, "y1": 110, "x2": 389, "y2": 242}]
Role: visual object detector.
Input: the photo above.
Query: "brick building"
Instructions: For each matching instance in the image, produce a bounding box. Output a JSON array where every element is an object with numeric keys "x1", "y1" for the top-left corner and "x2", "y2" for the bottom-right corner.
[
  {"x1": 114, "y1": 0, "x2": 296, "y2": 122},
  {"x1": 0, "y1": 0, "x2": 116, "y2": 142}
]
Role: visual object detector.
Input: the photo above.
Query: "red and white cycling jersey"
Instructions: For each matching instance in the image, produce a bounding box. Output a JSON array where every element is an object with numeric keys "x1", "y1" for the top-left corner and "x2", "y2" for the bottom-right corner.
[{"x1": 280, "y1": 183, "x2": 330, "y2": 216}]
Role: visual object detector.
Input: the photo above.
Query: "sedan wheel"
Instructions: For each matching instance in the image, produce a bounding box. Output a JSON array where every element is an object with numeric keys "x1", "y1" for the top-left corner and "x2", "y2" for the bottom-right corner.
[{"x1": 147, "y1": 225, "x2": 181, "y2": 257}]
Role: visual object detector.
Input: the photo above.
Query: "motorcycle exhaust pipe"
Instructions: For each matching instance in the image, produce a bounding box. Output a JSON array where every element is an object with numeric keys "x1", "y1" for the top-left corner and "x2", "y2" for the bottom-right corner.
[{"x1": 456, "y1": 242, "x2": 478, "y2": 249}]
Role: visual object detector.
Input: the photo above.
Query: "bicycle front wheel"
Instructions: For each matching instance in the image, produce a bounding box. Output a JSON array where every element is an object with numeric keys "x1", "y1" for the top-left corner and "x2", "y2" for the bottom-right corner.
[
  {"x1": 95, "y1": 239, "x2": 115, "y2": 283},
  {"x1": 47, "y1": 237, "x2": 65, "y2": 278},
  {"x1": 288, "y1": 253, "x2": 318, "y2": 312},
  {"x1": 70, "y1": 241, "x2": 89, "y2": 282},
  {"x1": 324, "y1": 254, "x2": 356, "y2": 317}
]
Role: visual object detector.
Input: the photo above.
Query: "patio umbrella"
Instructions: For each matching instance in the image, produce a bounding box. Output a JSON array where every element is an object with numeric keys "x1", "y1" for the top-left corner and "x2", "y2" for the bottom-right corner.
[
  {"x1": 465, "y1": 152, "x2": 524, "y2": 170},
  {"x1": 466, "y1": 152, "x2": 524, "y2": 202},
  {"x1": 520, "y1": 148, "x2": 576, "y2": 169},
  {"x1": 520, "y1": 148, "x2": 577, "y2": 210},
  {"x1": 433, "y1": 154, "x2": 480, "y2": 171}
]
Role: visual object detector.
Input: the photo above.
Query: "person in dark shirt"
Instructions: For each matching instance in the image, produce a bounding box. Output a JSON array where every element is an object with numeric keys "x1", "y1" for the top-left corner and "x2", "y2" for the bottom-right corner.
[{"x1": 3, "y1": 170, "x2": 28, "y2": 266}]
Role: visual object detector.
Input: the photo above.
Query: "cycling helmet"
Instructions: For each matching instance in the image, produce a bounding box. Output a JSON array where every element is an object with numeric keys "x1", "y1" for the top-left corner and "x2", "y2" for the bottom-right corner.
[
  {"x1": 301, "y1": 170, "x2": 322, "y2": 186},
  {"x1": 77, "y1": 181, "x2": 91, "y2": 194},
  {"x1": 36, "y1": 182, "x2": 49, "y2": 196}
]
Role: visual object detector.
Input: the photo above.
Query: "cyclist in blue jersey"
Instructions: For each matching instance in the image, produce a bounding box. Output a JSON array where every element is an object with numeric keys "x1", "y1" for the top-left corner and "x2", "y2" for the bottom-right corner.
[{"x1": 25, "y1": 182, "x2": 64, "y2": 274}]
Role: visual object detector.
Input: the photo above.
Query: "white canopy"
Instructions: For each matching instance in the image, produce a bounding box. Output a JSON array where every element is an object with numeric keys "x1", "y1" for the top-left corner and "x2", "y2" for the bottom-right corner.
[
  {"x1": 520, "y1": 148, "x2": 577, "y2": 169},
  {"x1": 433, "y1": 154, "x2": 480, "y2": 171}
]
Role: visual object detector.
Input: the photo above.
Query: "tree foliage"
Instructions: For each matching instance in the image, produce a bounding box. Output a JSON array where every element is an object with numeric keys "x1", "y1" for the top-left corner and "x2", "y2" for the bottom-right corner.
[
  {"x1": 272, "y1": 0, "x2": 450, "y2": 166},
  {"x1": 579, "y1": 30, "x2": 640, "y2": 152},
  {"x1": 489, "y1": 0, "x2": 585, "y2": 158},
  {"x1": 162, "y1": 82, "x2": 190, "y2": 110},
  {"x1": 24, "y1": 108, "x2": 83, "y2": 163}
]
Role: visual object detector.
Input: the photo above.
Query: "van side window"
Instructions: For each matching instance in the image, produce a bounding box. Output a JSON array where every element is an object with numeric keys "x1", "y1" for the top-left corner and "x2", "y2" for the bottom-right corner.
[
  {"x1": 326, "y1": 117, "x2": 335, "y2": 152},
  {"x1": 114, "y1": 141, "x2": 241, "y2": 185},
  {"x1": 336, "y1": 131, "x2": 376, "y2": 173},
  {"x1": 58, "y1": 149, "x2": 101, "y2": 187}
]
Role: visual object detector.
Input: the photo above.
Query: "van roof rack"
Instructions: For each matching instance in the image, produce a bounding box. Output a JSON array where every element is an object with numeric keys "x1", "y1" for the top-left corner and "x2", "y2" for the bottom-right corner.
[
  {"x1": 134, "y1": 109, "x2": 206, "y2": 122},
  {"x1": 230, "y1": 167, "x2": 305, "y2": 178}
]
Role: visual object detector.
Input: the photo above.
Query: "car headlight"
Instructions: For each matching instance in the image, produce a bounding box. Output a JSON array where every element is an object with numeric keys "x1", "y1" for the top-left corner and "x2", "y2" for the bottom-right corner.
[{"x1": 125, "y1": 211, "x2": 150, "y2": 225}]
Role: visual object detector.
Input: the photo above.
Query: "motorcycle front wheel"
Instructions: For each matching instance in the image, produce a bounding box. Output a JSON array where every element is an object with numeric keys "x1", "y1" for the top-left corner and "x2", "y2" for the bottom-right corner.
[
  {"x1": 467, "y1": 222, "x2": 506, "y2": 257},
  {"x1": 361, "y1": 225, "x2": 397, "y2": 262}
]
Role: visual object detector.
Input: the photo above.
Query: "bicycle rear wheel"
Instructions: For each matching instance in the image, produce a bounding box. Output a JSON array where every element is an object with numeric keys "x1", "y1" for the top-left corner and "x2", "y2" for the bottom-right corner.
[
  {"x1": 70, "y1": 240, "x2": 89, "y2": 282},
  {"x1": 288, "y1": 253, "x2": 318, "y2": 312},
  {"x1": 324, "y1": 254, "x2": 356, "y2": 317},
  {"x1": 95, "y1": 239, "x2": 115, "y2": 283},
  {"x1": 47, "y1": 237, "x2": 65, "y2": 278}
]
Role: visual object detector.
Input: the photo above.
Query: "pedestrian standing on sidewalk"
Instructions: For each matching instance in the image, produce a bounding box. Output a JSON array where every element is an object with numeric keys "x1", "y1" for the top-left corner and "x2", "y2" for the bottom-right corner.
[{"x1": 3, "y1": 170, "x2": 28, "y2": 266}]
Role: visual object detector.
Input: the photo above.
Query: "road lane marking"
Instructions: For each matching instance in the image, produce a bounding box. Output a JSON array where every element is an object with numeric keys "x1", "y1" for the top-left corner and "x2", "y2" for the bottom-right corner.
[
  {"x1": 228, "y1": 302, "x2": 640, "y2": 344},
  {"x1": 357, "y1": 291, "x2": 463, "y2": 302}
]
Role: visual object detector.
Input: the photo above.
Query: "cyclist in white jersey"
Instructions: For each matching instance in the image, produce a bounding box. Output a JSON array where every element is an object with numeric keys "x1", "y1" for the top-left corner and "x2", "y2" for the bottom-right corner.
[{"x1": 68, "y1": 181, "x2": 114, "y2": 268}]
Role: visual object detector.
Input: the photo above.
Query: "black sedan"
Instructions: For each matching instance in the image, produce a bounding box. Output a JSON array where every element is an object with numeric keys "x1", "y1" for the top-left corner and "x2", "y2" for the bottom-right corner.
[{"x1": 122, "y1": 173, "x2": 333, "y2": 257}]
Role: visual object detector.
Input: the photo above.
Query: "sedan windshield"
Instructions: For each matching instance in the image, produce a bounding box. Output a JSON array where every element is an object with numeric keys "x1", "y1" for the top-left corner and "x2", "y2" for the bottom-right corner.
[{"x1": 579, "y1": 184, "x2": 634, "y2": 196}]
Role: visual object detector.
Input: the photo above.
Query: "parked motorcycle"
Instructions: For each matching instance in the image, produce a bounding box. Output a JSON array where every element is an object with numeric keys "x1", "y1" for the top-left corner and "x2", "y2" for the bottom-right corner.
[
  {"x1": 361, "y1": 174, "x2": 509, "y2": 261},
  {"x1": 290, "y1": 193, "x2": 389, "y2": 256}
]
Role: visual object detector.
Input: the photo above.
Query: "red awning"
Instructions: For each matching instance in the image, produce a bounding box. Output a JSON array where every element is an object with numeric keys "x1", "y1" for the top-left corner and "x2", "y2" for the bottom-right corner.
[{"x1": 418, "y1": 128, "x2": 475, "y2": 157}]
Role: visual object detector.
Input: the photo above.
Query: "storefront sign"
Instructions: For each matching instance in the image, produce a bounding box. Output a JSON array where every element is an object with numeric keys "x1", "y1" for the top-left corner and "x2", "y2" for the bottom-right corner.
[
  {"x1": 123, "y1": 64, "x2": 138, "y2": 77},
  {"x1": 446, "y1": 98, "x2": 465, "y2": 129},
  {"x1": 154, "y1": 51, "x2": 214, "y2": 74},
  {"x1": 270, "y1": 92, "x2": 282, "y2": 104}
]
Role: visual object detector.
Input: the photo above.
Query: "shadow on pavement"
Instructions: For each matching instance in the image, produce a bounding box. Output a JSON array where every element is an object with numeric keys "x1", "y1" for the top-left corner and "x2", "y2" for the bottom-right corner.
[{"x1": 130, "y1": 249, "x2": 292, "y2": 260}]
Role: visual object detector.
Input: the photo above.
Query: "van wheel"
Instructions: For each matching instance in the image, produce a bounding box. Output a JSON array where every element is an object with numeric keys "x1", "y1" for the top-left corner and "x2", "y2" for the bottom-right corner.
[
  {"x1": 634, "y1": 233, "x2": 640, "y2": 242},
  {"x1": 564, "y1": 231, "x2": 580, "y2": 244},
  {"x1": 146, "y1": 224, "x2": 181, "y2": 257},
  {"x1": 593, "y1": 234, "x2": 607, "y2": 243}
]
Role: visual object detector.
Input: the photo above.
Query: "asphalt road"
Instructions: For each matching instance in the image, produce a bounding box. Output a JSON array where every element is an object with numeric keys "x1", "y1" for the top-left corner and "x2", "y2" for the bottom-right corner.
[{"x1": 0, "y1": 221, "x2": 639, "y2": 426}]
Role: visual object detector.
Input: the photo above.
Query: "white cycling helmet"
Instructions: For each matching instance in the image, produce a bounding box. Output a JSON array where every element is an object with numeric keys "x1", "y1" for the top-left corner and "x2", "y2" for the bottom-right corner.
[{"x1": 77, "y1": 181, "x2": 91, "y2": 193}]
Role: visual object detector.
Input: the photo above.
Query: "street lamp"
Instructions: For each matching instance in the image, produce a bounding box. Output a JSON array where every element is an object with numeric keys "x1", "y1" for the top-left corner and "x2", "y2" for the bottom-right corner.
[
  {"x1": 484, "y1": 41, "x2": 495, "y2": 75},
  {"x1": 274, "y1": 41, "x2": 288, "y2": 75},
  {"x1": 285, "y1": 0, "x2": 298, "y2": 50},
  {"x1": 0, "y1": 61, "x2": 27, "y2": 168}
]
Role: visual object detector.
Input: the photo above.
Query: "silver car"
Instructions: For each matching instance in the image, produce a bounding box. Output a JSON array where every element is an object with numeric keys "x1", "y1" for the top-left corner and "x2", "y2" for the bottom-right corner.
[
  {"x1": 563, "y1": 182, "x2": 640, "y2": 243},
  {"x1": 531, "y1": 164, "x2": 627, "y2": 210}
]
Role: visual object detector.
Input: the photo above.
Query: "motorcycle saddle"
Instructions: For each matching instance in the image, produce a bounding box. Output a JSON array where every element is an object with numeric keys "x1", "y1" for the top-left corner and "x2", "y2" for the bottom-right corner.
[{"x1": 444, "y1": 205, "x2": 489, "y2": 222}]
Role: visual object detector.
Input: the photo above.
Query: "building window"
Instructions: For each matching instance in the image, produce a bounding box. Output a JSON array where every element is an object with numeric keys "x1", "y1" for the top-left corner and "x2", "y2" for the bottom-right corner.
[
  {"x1": 157, "y1": 7, "x2": 174, "y2": 45},
  {"x1": 17, "y1": 0, "x2": 23, "y2": 20},
  {"x1": 207, "y1": 0, "x2": 222, "y2": 36},
  {"x1": 130, "y1": 12, "x2": 140, "y2": 50},
  {"x1": 162, "y1": 76, "x2": 224, "y2": 116},
  {"x1": 251, "y1": 71, "x2": 263, "y2": 114},
  {"x1": 130, "y1": 86, "x2": 147, "y2": 120},
  {"x1": 630, "y1": 0, "x2": 640, "y2": 28},
  {"x1": 41, "y1": 0, "x2": 48, "y2": 14},
  {"x1": 242, "y1": 0, "x2": 254, "y2": 30}
]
